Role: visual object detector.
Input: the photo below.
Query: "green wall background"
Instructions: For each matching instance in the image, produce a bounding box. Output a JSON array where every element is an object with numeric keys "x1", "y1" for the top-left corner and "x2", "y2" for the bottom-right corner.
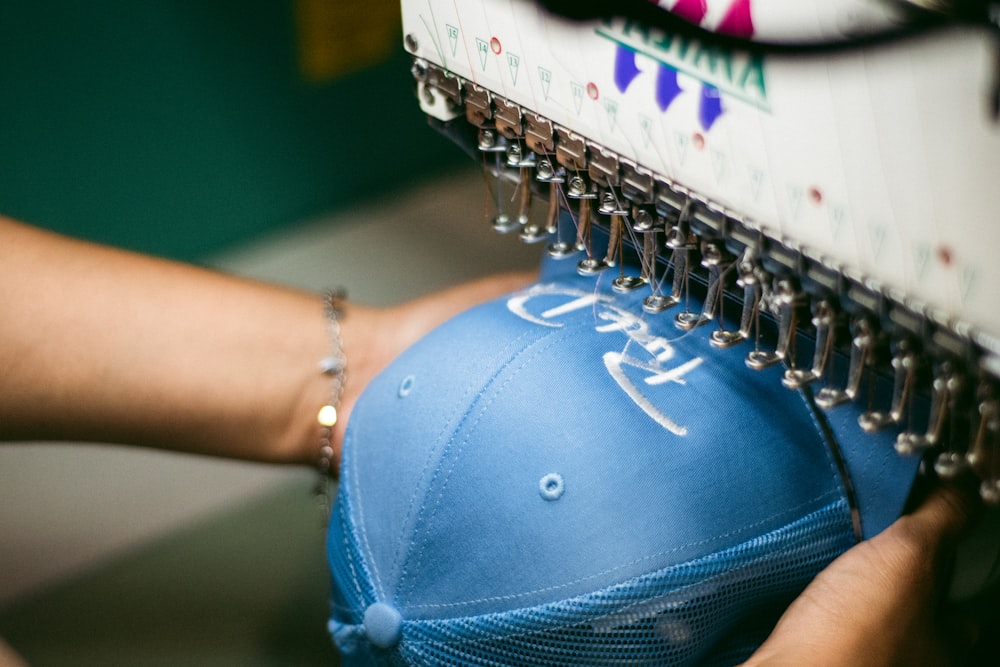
[{"x1": 0, "y1": 1, "x2": 464, "y2": 261}]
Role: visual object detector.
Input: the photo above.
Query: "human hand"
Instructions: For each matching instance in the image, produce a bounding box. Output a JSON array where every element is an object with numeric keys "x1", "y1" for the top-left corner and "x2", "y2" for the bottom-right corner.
[
  {"x1": 333, "y1": 271, "x2": 536, "y2": 457},
  {"x1": 0, "y1": 215, "x2": 534, "y2": 465},
  {"x1": 0, "y1": 637, "x2": 26, "y2": 667},
  {"x1": 742, "y1": 479, "x2": 995, "y2": 666}
]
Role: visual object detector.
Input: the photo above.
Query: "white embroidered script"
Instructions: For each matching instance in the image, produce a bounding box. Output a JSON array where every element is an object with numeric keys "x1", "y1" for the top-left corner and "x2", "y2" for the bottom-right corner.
[{"x1": 507, "y1": 285, "x2": 703, "y2": 436}]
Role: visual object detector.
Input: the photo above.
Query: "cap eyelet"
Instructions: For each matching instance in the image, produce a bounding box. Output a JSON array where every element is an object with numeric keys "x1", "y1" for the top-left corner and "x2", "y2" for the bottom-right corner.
[
  {"x1": 539, "y1": 473, "x2": 565, "y2": 501},
  {"x1": 398, "y1": 375, "x2": 416, "y2": 397}
]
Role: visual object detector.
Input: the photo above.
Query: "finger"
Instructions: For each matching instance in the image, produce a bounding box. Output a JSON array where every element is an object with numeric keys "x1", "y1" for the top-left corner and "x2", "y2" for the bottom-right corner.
[
  {"x1": 0, "y1": 637, "x2": 26, "y2": 667},
  {"x1": 906, "y1": 481, "x2": 981, "y2": 552}
]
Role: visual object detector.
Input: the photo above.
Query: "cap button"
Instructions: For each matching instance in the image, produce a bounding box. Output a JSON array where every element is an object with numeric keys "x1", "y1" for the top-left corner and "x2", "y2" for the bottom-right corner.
[{"x1": 363, "y1": 602, "x2": 403, "y2": 649}]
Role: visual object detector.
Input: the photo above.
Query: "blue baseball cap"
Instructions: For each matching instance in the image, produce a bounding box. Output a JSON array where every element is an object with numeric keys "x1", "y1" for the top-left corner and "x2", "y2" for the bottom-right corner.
[{"x1": 326, "y1": 250, "x2": 921, "y2": 665}]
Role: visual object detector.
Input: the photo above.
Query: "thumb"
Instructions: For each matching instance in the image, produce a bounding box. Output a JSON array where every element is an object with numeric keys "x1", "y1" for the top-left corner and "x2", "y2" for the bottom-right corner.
[
  {"x1": 869, "y1": 479, "x2": 980, "y2": 605},
  {"x1": 743, "y1": 480, "x2": 982, "y2": 667},
  {"x1": 895, "y1": 479, "x2": 980, "y2": 560}
]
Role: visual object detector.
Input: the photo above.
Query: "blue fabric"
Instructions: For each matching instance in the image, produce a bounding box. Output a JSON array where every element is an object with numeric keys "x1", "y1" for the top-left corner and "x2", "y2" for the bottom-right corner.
[
  {"x1": 395, "y1": 500, "x2": 853, "y2": 666},
  {"x1": 327, "y1": 249, "x2": 922, "y2": 665}
]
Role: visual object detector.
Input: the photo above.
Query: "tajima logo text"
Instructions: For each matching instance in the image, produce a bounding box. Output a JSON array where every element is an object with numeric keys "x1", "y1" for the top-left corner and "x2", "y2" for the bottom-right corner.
[
  {"x1": 596, "y1": 0, "x2": 768, "y2": 131},
  {"x1": 507, "y1": 285, "x2": 703, "y2": 436}
]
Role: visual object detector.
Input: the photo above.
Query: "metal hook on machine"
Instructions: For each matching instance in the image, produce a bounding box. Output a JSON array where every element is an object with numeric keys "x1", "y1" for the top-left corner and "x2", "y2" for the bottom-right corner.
[
  {"x1": 593, "y1": 190, "x2": 645, "y2": 292},
  {"x1": 814, "y1": 315, "x2": 876, "y2": 407},
  {"x1": 596, "y1": 189, "x2": 625, "y2": 276},
  {"x1": 574, "y1": 175, "x2": 611, "y2": 276},
  {"x1": 676, "y1": 239, "x2": 733, "y2": 331},
  {"x1": 531, "y1": 157, "x2": 565, "y2": 248},
  {"x1": 857, "y1": 339, "x2": 918, "y2": 432},
  {"x1": 894, "y1": 361, "x2": 963, "y2": 458},
  {"x1": 505, "y1": 141, "x2": 538, "y2": 235},
  {"x1": 931, "y1": 366, "x2": 974, "y2": 480},
  {"x1": 782, "y1": 298, "x2": 839, "y2": 389},
  {"x1": 641, "y1": 210, "x2": 682, "y2": 314},
  {"x1": 649, "y1": 200, "x2": 696, "y2": 316},
  {"x1": 970, "y1": 388, "x2": 1000, "y2": 503},
  {"x1": 746, "y1": 277, "x2": 803, "y2": 371},
  {"x1": 478, "y1": 127, "x2": 521, "y2": 234},
  {"x1": 710, "y1": 246, "x2": 763, "y2": 348},
  {"x1": 629, "y1": 207, "x2": 659, "y2": 293}
]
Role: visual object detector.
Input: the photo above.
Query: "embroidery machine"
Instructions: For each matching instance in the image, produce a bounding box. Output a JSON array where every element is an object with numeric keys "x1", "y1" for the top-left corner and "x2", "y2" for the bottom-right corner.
[{"x1": 398, "y1": 0, "x2": 1000, "y2": 509}]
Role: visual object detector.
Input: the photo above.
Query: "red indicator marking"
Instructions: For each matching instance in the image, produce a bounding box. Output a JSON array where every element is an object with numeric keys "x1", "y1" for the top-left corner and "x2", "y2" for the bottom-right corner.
[
  {"x1": 586, "y1": 82, "x2": 599, "y2": 100},
  {"x1": 692, "y1": 132, "x2": 705, "y2": 151},
  {"x1": 937, "y1": 246, "x2": 953, "y2": 267},
  {"x1": 808, "y1": 187, "x2": 823, "y2": 205},
  {"x1": 490, "y1": 37, "x2": 502, "y2": 54}
]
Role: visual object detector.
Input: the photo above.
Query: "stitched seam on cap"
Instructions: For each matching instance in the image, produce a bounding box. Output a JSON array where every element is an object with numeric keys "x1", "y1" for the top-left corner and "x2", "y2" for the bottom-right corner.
[
  {"x1": 396, "y1": 326, "x2": 581, "y2": 604},
  {"x1": 795, "y1": 387, "x2": 863, "y2": 540},
  {"x1": 403, "y1": 489, "x2": 842, "y2": 612},
  {"x1": 331, "y1": 486, "x2": 373, "y2": 612},
  {"x1": 404, "y1": 499, "x2": 853, "y2": 643},
  {"x1": 377, "y1": 323, "x2": 545, "y2": 598}
]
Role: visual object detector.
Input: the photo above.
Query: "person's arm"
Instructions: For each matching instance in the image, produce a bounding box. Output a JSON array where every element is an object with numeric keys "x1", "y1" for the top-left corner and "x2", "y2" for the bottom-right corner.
[
  {"x1": 742, "y1": 481, "x2": 990, "y2": 666},
  {"x1": 0, "y1": 216, "x2": 533, "y2": 466}
]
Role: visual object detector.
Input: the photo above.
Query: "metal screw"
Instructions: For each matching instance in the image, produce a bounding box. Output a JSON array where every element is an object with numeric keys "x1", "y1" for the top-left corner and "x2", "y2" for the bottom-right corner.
[{"x1": 411, "y1": 59, "x2": 427, "y2": 81}]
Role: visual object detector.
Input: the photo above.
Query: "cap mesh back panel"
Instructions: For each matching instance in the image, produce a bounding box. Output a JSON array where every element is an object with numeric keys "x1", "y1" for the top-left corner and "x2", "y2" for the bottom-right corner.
[{"x1": 333, "y1": 499, "x2": 855, "y2": 666}]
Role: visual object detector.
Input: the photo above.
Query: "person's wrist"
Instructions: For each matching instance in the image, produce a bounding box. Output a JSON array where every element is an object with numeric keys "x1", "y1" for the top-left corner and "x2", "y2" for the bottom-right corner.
[{"x1": 313, "y1": 290, "x2": 347, "y2": 509}]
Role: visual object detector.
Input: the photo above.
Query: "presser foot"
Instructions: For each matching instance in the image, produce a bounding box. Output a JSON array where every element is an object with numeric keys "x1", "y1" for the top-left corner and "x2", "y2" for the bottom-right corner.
[
  {"x1": 675, "y1": 311, "x2": 711, "y2": 331},
  {"x1": 612, "y1": 275, "x2": 646, "y2": 292},
  {"x1": 642, "y1": 294, "x2": 679, "y2": 313},
  {"x1": 894, "y1": 432, "x2": 935, "y2": 456},
  {"x1": 546, "y1": 242, "x2": 581, "y2": 259},
  {"x1": 746, "y1": 350, "x2": 784, "y2": 371},
  {"x1": 519, "y1": 224, "x2": 548, "y2": 244},
  {"x1": 815, "y1": 387, "x2": 853, "y2": 409},
  {"x1": 782, "y1": 368, "x2": 821, "y2": 389},
  {"x1": 858, "y1": 410, "x2": 902, "y2": 433},
  {"x1": 709, "y1": 329, "x2": 747, "y2": 349},
  {"x1": 577, "y1": 257, "x2": 613, "y2": 275},
  {"x1": 980, "y1": 480, "x2": 1000, "y2": 505},
  {"x1": 934, "y1": 450, "x2": 972, "y2": 480},
  {"x1": 491, "y1": 214, "x2": 520, "y2": 234}
]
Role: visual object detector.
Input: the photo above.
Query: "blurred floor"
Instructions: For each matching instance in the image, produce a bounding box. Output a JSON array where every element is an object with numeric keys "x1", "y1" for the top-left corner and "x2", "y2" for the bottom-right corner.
[{"x1": 0, "y1": 166, "x2": 542, "y2": 665}]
